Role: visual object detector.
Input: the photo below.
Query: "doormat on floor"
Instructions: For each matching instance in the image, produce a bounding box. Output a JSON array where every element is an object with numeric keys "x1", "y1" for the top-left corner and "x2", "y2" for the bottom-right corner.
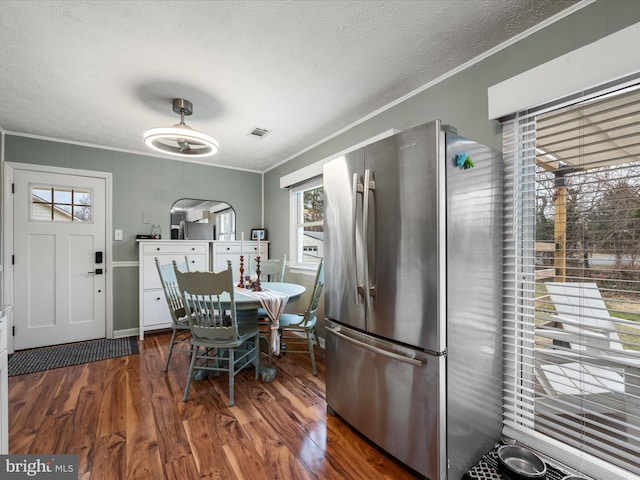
[{"x1": 8, "y1": 337, "x2": 139, "y2": 376}]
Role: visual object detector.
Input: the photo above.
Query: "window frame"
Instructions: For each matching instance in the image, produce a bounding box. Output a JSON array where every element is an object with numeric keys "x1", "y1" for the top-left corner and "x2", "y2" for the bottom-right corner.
[
  {"x1": 289, "y1": 177, "x2": 323, "y2": 273},
  {"x1": 215, "y1": 208, "x2": 235, "y2": 241}
]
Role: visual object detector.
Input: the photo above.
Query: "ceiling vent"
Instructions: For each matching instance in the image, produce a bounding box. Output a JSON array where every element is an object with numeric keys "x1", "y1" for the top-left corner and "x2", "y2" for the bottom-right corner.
[{"x1": 248, "y1": 127, "x2": 270, "y2": 139}]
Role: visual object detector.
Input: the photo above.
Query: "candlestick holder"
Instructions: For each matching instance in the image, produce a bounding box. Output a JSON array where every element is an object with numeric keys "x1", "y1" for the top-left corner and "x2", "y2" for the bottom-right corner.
[
  {"x1": 254, "y1": 256, "x2": 263, "y2": 291},
  {"x1": 237, "y1": 255, "x2": 245, "y2": 288}
]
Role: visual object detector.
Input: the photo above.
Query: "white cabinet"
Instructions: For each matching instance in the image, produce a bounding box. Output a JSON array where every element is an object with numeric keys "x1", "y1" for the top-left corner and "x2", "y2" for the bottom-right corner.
[
  {"x1": 213, "y1": 241, "x2": 268, "y2": 282},
  {"x1": 0, "y1": 311, "x2": 8, "y2": 454},
  {"x1": 138, "y1": 241, "x2": 209, "y2": 339}
]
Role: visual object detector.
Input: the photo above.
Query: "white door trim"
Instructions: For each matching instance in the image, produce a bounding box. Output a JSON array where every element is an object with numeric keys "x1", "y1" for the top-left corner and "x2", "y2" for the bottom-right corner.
[{"x1": 3, "y1": 162, "x2": 113, "y2": 353}]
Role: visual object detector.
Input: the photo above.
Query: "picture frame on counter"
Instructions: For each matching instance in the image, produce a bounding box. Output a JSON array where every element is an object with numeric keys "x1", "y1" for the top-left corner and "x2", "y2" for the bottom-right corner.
[{"x1": 251, "y1": 228, "x2": 266, "y2": 240}]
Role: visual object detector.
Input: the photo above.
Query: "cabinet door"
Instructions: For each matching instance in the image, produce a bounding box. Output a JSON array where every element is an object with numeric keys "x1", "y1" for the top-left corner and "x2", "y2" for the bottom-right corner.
[
  {"x1": 214, "y1": 242, "x2": 268, "y2": 282},
  {"x1": 214, "y1": 244, "x2": 243, "y2": 280},
  {"x1": 143, "y1": 253, "x2": 207, "y2": 289},
  {"x1": 143, "y1": 290, "x2": 173, "y2": 327}
]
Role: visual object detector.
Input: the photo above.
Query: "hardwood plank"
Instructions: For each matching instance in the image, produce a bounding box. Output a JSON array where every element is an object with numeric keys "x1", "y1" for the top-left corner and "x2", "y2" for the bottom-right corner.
[
  {"x1": 324, "y1": 415, "x2": 419, "y2": 480},
  {"x1": 9, "y1": 369, "x2": 61, "y2": 439},
  {"x1": 150, "y1": 391, "x2": 193, "y2": 465},
  {"x1": 125, "y1": 350, "x2": 163, "y2": 480},
  {"x1": 97, "y1": 357, "x2": 127, "y2": 436},
  {"x1": 124, "y1": 440, "x2": 164, "y2": 480},
  {"x1": 243, "y1": 418, "x2": 315, "y2": 480},
  {"x1": 89, "y1": 432, "x2": 127, "y2": 480},
  {"x1": 163, "y1": 455, "x2": 201, "y2": 480},
  {"x1": 28, "y1": 410, "x2": 75, "y2": 454},
  {"x1": 182, "y1": 414, "x2": 237, "y2": 479},
  {"x1": 46, "y1": 364, "x2": 91, "y2": 415},
  {"x1": 8, "y1": 431, "x2": 34, "y2": 454},
  {"x1": 8, "y1": 331, "x2": 420, "y2": 479},
  {"x1": 70, "y1": 383, "x2": 104, "y2": 476}
]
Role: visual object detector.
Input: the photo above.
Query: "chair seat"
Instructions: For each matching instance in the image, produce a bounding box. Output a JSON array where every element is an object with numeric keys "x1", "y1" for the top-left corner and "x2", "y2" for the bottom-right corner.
[
  {"x1": 192, "y1": 325, "x2": 260, "y2": 347},
  {"x1": 279, "y1": 313, "x2": 316, "y2": 329}
]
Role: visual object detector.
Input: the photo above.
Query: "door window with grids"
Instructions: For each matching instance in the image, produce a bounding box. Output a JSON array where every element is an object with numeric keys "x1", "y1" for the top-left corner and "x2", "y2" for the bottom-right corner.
[{"x1": 30, "y1": 184, "x2": 93, "y2": 222}]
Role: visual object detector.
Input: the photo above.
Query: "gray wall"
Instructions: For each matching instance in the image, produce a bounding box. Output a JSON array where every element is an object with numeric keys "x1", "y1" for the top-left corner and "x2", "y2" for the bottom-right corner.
[
  {"x1": 4, "y1": 135, "x2": 263, "y2": 332},
  {"x1": 264, "y1": 0, "x2": 640, "y2": 336}
]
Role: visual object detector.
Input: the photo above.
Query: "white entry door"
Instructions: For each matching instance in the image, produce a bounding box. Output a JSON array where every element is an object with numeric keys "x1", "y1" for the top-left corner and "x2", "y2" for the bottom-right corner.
[{"x1": 13, "y1": 168, "x2": 107, "y2": 350}]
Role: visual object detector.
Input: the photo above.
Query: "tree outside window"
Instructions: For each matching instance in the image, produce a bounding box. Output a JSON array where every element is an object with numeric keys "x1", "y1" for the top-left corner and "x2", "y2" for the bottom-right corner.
[{"x1": 296, "y1": 185, "x2": 324, "y2": 264}]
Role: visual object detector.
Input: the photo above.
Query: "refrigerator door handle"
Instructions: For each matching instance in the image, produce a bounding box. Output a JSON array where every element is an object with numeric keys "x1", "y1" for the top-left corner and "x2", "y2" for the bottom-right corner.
[
  {"x1": 327, "y1": 326, "x2": 424, "y2": 367},
  {"x1": 353, "y1": 173, "x2": 365, "y2": 303},
  {"x1": 362, "y1": 168, "x2": 375, "y2": 304}
]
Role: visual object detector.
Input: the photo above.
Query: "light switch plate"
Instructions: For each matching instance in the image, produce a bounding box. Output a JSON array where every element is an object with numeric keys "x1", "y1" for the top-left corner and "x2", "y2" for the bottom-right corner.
[{"x1": 114, "y1": 229, "x2": 123, "y2": 241}]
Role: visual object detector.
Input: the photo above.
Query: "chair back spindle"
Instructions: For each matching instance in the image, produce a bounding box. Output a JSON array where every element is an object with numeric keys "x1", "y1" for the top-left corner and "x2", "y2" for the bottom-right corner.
[{"x1": 155, "y1": 256, "x2": 192, "y2": 371}]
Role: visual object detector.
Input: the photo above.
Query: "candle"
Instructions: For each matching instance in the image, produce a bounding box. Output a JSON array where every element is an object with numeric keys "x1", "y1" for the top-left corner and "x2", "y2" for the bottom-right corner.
[
  {"x1": 257, "y1": 235, "x2": 261, "y2": 254},
  {"x1": 240, "y1": 232, "x2": 244, "y2": 255}
]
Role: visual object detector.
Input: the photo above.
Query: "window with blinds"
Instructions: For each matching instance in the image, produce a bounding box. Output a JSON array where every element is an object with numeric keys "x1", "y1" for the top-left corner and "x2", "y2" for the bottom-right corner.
[
  {"x1": 290, "y1": 178, "x2": 324, "y2": 267},
  {"x1": 502, "y1": 85, "x2": 640, "y2": 479}
]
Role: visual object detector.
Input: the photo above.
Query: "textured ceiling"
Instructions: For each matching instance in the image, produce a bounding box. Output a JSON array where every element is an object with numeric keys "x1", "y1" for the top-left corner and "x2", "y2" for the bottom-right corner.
[{"x1": 0, "y1": 0, "x2": 582, "y2": 172}]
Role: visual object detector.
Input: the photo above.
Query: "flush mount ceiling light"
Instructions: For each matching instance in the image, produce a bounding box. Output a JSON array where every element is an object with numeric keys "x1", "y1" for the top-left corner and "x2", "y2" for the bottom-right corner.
[{"x1": 144, "y1": 98, "x2": 219, "y2": 157}]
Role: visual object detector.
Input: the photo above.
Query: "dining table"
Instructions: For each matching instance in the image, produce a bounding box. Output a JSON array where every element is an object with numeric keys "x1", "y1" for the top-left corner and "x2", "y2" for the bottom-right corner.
[
  {"x1": 233, "y1": 281, "x2": 306, "y2": 321},
  {"x1": 193, "y1": 281, "x2": 306, "y2": 382}
]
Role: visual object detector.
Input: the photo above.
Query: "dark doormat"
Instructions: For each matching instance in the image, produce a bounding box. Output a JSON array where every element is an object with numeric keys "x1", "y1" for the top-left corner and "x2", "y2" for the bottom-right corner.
[{"x1": 8, "y1": 337, "x2": 139, "y2": 376}]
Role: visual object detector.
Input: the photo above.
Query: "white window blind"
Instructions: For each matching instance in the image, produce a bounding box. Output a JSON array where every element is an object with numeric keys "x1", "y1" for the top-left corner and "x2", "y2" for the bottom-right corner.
[{"x1": 502, "y1": 85, "x2": 640, "y2": 479}]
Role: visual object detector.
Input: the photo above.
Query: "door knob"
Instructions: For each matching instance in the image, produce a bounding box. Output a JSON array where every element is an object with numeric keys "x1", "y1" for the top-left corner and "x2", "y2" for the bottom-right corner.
[{"x1": 87, "y1": 268, "x2": 104, "y2": 275}]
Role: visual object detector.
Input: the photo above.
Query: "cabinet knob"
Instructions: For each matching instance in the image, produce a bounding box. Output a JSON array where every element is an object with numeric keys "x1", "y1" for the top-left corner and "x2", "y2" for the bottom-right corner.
[
  {"x1": 156, "y1": 247, "x2": 160, "y2": 251},
  {"x1": 156, "y1": 297, "x2": 161, "y2": 301},
  {"x1": 191, "y1": 247, "x2": 195, "y2": 250},
  {"x1": 226, "y1": 247, "x2": 230, "y2": 251}
]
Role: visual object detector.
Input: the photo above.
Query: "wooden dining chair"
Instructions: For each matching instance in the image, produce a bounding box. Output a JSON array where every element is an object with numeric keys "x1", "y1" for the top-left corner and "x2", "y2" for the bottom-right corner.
[
  {"x1": 174, "y1": 261, "x2": 260, "y2": 406},
  {"x1": 155, "y1": 256, "x2": 191, "y2": 372},
  {"x1": 253, "y1": 254, "x2": 286, "y2": 282},
  {"x1": 255, "y1": 254, "x2": 286, "y2": 367},
  {"x1": 278, "y1": 258, "x2": 324, "y2": 375}
]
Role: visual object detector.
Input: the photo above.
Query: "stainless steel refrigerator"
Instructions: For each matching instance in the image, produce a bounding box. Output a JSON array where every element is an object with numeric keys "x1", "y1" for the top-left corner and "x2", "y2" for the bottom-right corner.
[{"x1": 323, "y1": 120, "x2": 503, "y2": 480}]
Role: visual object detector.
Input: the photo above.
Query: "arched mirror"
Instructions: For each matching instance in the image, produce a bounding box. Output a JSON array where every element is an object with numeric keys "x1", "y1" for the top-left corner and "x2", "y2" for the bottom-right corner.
[{"x1": 170, "y1": 199, "x2": 235, "y2": 240}]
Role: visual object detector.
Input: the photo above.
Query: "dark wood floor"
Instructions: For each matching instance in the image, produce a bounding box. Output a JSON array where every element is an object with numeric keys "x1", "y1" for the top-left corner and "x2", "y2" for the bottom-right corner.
[{"x1": 8, "y1": 331, "x2": 421, "y2": 479}]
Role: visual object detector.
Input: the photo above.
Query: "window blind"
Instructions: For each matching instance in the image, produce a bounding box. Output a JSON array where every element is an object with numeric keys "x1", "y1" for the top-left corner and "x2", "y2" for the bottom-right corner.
[{"x1": 502, "y1": 85, "x2": 640, "y2": 480}]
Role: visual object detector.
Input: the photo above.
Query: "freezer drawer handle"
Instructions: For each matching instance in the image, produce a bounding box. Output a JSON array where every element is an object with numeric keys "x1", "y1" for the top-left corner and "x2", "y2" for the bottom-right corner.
[{"x1": 328, "y1": 327, "x2": 424, "y2": 367}]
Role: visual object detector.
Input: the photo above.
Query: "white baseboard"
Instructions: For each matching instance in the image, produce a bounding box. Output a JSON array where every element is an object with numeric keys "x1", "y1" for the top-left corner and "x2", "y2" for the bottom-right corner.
[{"x1": 112, "y1": 328, "x2": 139, "y2": 339}]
